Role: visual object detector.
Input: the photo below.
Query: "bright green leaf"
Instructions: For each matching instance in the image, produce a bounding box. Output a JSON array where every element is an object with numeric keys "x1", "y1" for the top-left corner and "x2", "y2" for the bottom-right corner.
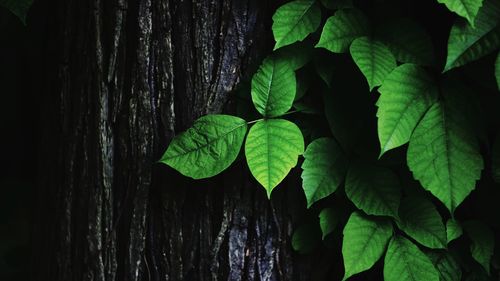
[
  {"x1": 377, "y1": 64, "x2": 438, "y2": 156},
  {"x1": 376, "y1": 18, "x2": 436, "y2": 65},
  {"x1": 397, "y1": 196, "x2": 447, "y2": 249},
  {"x1": 444, "y1": 0, "x2": 500, "y2": 72},
  {"x1": 272, "y1": 0, "x2": 321, "y2": 50},
  {"x1": 428, "y1": 251, "x2": 462, "y2": 281},
  {"x1": 447, "y1": 219, "x2": 463, "y2": 243},
  {"x1": 160, "y1": 115, "x2": 247, "y2": 179},
  {"x1": 301, "y1": 138, "x2": 347, "y2": 207},
  {"x1": 350, "y1": 37, "x2": 397, "y2": 91},
  {"x1": 345, "y1": 161, "x2": 401, "y2": 218},
  {"x1": 316, "y1": 8, "x2": 370, "y2": 53},
  {"x1": 251, "y1": 56, "x2": 297, "y2": 117},
  {"x1": 0, "y1": 0, "x2": 33, "y2": 24},
  {"x1": 437, "y1": 0, "x2": 484, "y2": 26},
  {"x1": 342, "y1": 212, "x2": 393, "y2": 281},
  {"x1": 407, "y1": 94, "x2": 484, "y2": 213},
  {"x1": 245, "y1": 119, "x2": 304, "y2": 197},
  {"x1": 319, "y1": 208, "x2": 340, "y2": 239},
  {"x1": 384, "y1": 236, "x2": 439, "y2": 281},
  {"x1": 463, "y1": 221, "x2": 495, "y2": 274},
  {"x1": 292, "y1": 222, "x2": 322, "y2": 254}
]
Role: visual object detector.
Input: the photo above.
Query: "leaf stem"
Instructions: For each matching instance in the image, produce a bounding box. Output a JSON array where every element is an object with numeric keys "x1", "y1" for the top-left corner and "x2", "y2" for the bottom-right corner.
[{"x1": 246, "y1": 110, "x2": 303, "y2": 125}]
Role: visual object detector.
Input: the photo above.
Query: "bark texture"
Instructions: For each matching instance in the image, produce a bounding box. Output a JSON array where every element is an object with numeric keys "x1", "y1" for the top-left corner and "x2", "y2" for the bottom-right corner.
[{"x1": 33, "y1": 0, "x2": 313, "y2": 280}]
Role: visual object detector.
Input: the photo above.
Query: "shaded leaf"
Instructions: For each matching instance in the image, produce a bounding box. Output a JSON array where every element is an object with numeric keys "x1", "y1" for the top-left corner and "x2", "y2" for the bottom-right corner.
[
  {"x1": 316, "y1": 8, "x2": 369, "y2": 53},
  {"x1": 350, "y1": 36, "x2": 397, "y2": 91},
  {"x1": 407, "y1": 93, "x2": 484, "y2": 213},
  {"x1": 251, "y1": 56, "x2": 296, "y2": 117},
  {"x1": 376, "y1": 18, "x2": 435, "y2": 65},
  {"x1": 0, "y1": 0, "x2": 33, "y2": 23},
  {"x1": 345, "y1": 161, "x2": 401, "y2": 218},
  {"x1": 437, "y1": 0, "x2": 484, "y2": 26},
  {"x1": 292, "y1": 222, "x2": 322, "y2": 254},
  {"x1": 274, "y1": 42, "x2": 314, "y2": 71},
  {"x1": 320, "y1": 0, "x2": 353, "y2": 10},
  {"x1": 428, "y1": 251, "x2": 462, "y2": 281},
  {"x1": 245, "y1": 119, "x2": 304, "y2": 197},
  {"x1": 447, "y1": 219, "x2": 463, "y2": 243},
  {"x1": 272, "y1": 0, "x2": 321, "y2": 50},
  {"x1": 444, "y1": 0, "x2": 500, "y2": 72},
  {"x1": 342, "y1": 212, "x2": 393, "y2": 281},
  {"x1": 160, "y1": 115, "x2": 247, "y2": 179},
  {"x1": 495, "y1": 52, "x2": 500, "y2": 90},
  {"x1": 493, "y1": 133, "x2": 500, "y2": 183},
  {"x1": 463, "y1": 221, "x2": 495, "y2": 274},
  {"x1": 377, "y1": 64, "x2": 438, "y2": 156},
  {"x1": 384, "y1": 236, "x2": 440, "y2": 281},
  {"x1": 301, "y1": 138, "x2": 348, "y2": 207},
  {"x1": 319, "y1": 208, "x2": 340, "y2": 239},
  {"x1": 397, "y1": 196, "x2": 447, "y2": 249}
]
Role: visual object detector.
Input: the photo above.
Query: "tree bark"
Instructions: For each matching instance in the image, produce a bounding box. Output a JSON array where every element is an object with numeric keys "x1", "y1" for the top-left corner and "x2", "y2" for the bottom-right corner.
[{"x1": 33, "y1": 0, "x2": 313, "y2": 280}]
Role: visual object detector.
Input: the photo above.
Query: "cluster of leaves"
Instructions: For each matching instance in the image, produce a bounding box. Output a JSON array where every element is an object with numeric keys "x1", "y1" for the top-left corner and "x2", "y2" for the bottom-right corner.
[{"x1": 162, "y1": 0, "x2": 500, "y2": 280}]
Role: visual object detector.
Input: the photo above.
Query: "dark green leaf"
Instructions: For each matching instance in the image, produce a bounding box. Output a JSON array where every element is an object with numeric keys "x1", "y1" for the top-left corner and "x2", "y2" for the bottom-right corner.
[
  {"x1": 463, "y1": 221, "x2": 495, "y2": 274},
  {"x1": 384, "y1": 236, "x2": 440, "y2": 281},
  {"x1": 319, "y1": 208, "x2": 340, "y2": 239},
  {"x1": 444, "y1": 0, "x2": 500, "y2": 72},
  {"x1": 345, "y1": 162, "x2": 401, "y2": 218},
  {"x1": 428, "y1": 251, "x2": 462, "y2": 281},
  {"x1": 447, "y1": 219, "x2": 463, "y2": 243},
  {"x1": 397, "y1": 196, "x2": 447, "y2": 249},
  {"x1": 0, "y1": 0, "x2": 33, "y2": 23},
  {"x1": 301, "y1": 138, "x2": 347, "y2": 207},
  {"x1": 292, "y1": 222, "x2": 322, "y2": 254},
  {"x1": 437, "y1": 0, "x2": 484, "y2": 26}
]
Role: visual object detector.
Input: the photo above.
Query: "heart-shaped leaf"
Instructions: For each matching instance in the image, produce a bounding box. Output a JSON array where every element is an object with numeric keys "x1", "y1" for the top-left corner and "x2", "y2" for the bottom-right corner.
[{"x1": 245, "y1": 119, "x2": 304, "y2": 197}]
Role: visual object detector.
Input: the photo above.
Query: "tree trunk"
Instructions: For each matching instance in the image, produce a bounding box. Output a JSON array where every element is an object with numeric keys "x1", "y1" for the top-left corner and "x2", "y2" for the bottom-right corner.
[{"x1": 32, "y1": 0, "x2": 314, "y2": 280}]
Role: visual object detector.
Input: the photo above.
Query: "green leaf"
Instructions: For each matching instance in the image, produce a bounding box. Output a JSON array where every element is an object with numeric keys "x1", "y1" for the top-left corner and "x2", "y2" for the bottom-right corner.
[
  {"x1": 493, "y1": 133, "x2": 500, "y2": 183},
  {"x1": 245, "y1": 119, "x2": 304, "y2": 197},
  {"x1": 345, "y1": 162, "x2": 401, "y2": 218},
  {"x1": 446, "y1": 219, "x2": 463, "y2": 243},
  {"x1": 377, "y1": 64, "x2": 438, "y2": 156},
  {"x1": 342, "y1": 212, "x2": 393, "y2": 281},
  {"x1": 463, "y1": 221, "x2": 495, "y2": 274},
  {"x1": 272, "y1": 0, "x2": 321, "y2": 50},
  {"x1": 301, "y1": 138, "x2": 348, "y2": 207},
  {"x1": 0, "y1": 0, "x2": 33, "y2": 24},
  {"x1": 428, "y1": 251, "x2": 462, "y2": 281},
  {"x1": 376, "y1": 18, "x2": 436, "y2": 66},
  {"x1": 384, "y1": 236, "x2": 440, "y2": 281},
  {"x1": 292, "y1": 222, "x2": 322, "y2": 254},
  {"x1": 495, "y1": 52, "x2": 500, "y2": 90},
  {"x1": 397, "y1": 197, "x2": 447, "y2": 249},
  {"x1": 251, "y1": 56, "x2": 297, "y2": 117},
  {"x1": 444, "y1": 0, "x2": 500, "y2": 72},
  {"x1": 274, "y1": 42, "x2": 314, "y2": 71},
  {"x1": 407, "y1": 94, "x2": 484, "y2": 213},
  {"x1": 319, "y1": 208, "x2": 340, "y2": 239},
  {"x1": 316, "y1": 8, "x2": 370, "y2": 53},
  {"x1": 437, "y1": 0, "x2": 484, "y2": 26},
  {"x1": 350, "y1": 37, "x2": 397, "y2": 91},
  {"x1": 160, "y1": 115, "x2": 247, "y2": 179}
]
